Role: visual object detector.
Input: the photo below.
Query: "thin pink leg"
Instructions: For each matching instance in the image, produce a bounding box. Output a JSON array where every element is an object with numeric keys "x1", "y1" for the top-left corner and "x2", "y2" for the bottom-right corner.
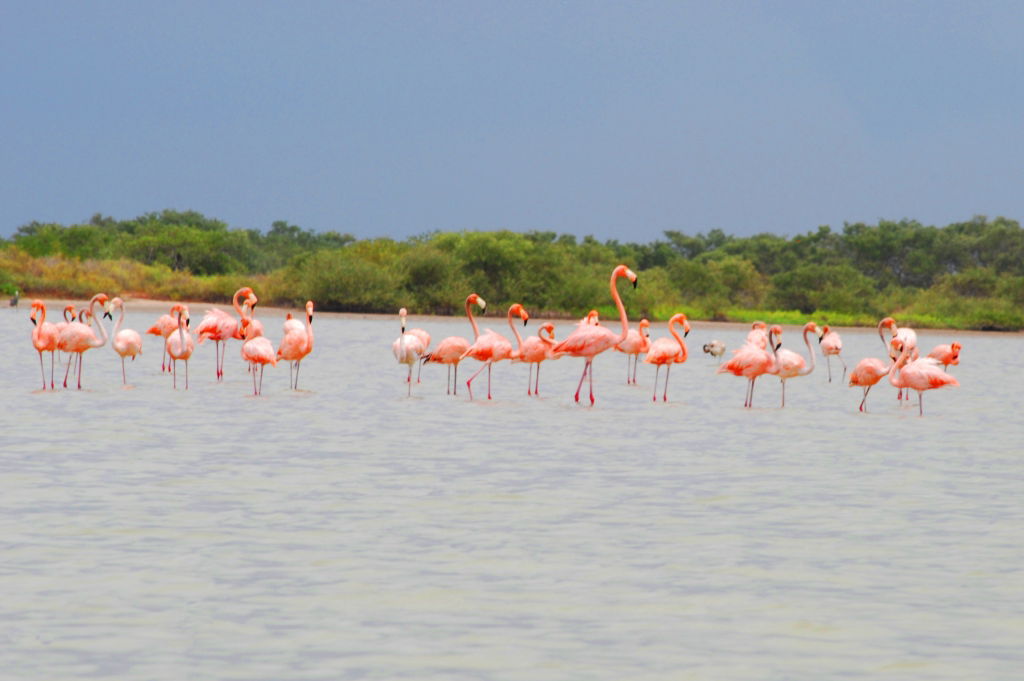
[
  {"x1": 535, "y1": 364, "x2": 541, "y2": 395},
  {"x1": 122, "y1": 357, "x2": 127, "y2": 385},
  {"x1": 652, "y1": 366, "x2": 660, "y2": 401},
  {"x1": 588, "y1": 361, "x2": 595, "y2": 405},
  {"x1": 466, "y1": 362, "x2": 488, "y2": 400},
  {"x1": 38, "y1": 352, "x2": 46, "y2": 390},
  {"x1": 663, "y1": 365, "x2": 671, "y2": 402},
  {"x1": 487, "y1": 363, "x2": 492, "y2": 400},
  {"x1": 573, "y1": 362, "x2": 589, "y2": 403}
]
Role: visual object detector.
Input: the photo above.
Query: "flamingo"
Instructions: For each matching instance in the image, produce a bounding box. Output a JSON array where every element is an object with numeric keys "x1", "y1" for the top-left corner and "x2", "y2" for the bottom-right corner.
[
  {"x1": 147, "y1": 307, "x2": 179, "y2": 372},
  {"x1": 421, "y1": 293, "x2": 486, "y2": 395},
  {"x1": 771, "y1": 322, "x2": 820, "y2": 407},
  {"x1": 240, "y1": 316, "x2": 276, "y2": 395},
  {"x1": 108, "y1": 297, "x2": 143, "y2": 385},
  {"x1": 717, "y1": 323, "x2": 778, "y2": 408},
  {"x1": 29, "y1": 300, "x2": 60, "y2": 390},
  {"x1": 615, "y1": 318, "x2": 650, "y2": 384},
  {"x1": 879, "y1": 317, "x2": 918, "y2": 401},
  {"x1": 393, "y1": 308, "x2": 428, "y2": 396},
  {"x1": 461, "y1": 302, "x2": 529, "y2": 400},
  {"x1": 927, "y1": 342, "x2": 961, "y2": 370},
  {"x1": 195, "y1": 286, "x2": 255, "y2": 381},
  {"x1": 702, "y1": 340, "x2": 726, "y2": 362},
  {"x1": 516, "y1": 322, "x2": 561, "y2": 396},
  {"x1": 399, "y1": 309, "x2": 431, "y2": 383},
  {"x1": 579, "y1": 310, "x2": 600, "y2": 326},
  {"x1": 746, "y1": 321, "x2": 769, "y2": 348},
  {"x1": 848, "y1": 352, "x2": 898, "y2": 413},
  {"x1": 57, "y1": 293, "x2": 110, "y2": 389},
  {"x1": 277, "y1": 301, "x2": 315, "y2": 390},
  {"x1": 643, "y1": 313, "x2": 691, "y2": 402},
  {"x1": 890, "y1": 340, "x2": 959, "y2": 416},
  {"x1": 818, "y1": 324, "x2": 847, "y2": 382},
  {"x1": 552, "y1": 265, "x2": 638, "y2": 405},
  {"x1": 165, "y1": 304, "x2": 194, "y2": 390}
]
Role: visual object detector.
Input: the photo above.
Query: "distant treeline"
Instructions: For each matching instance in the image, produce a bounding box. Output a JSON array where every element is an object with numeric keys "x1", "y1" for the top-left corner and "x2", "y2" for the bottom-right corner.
[{"x1": 2, "y1": 210, "x2": 1023, "y2": 330}]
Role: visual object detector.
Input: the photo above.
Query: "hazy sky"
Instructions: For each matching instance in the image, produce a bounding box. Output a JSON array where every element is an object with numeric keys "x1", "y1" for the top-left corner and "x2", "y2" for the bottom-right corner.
[{"x1": 3, "y1": 1, "x2": 1023, "y2": 242}]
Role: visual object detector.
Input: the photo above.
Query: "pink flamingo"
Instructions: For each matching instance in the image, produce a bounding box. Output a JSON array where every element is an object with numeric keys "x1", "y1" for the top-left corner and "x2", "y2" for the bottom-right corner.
[
  {"x1": 615, "y1": 318, "x2": 651, "y2": 384},
  {"x1": 54, "y1": 304, "x2": 76, "y2": 365},
  {"x1": 552, "y1": 265, "x2": 638, "y2": 405},
  {"x1": 165, "y1": 304, "x2": 194, "y2": 390},
  {"x1": 108, "y1": 297, "x2": 143, "y2": 385},
  {"x1": 277, "y1": 301, "x2": 315, "y2": 390},
  {"x1": 643, "y1": 313, "x2": 690, "y2": 402},
  {"x1": 718, "y1": 323, "x2": 779, "y2": 408},
  {"x1": 461, "y1": 303, "x2": 529, "y2": 400},
  {"x1": 771, "y1": 322, "x2": 820, "y2": 407},
  {"x1": 57, "y1": 293, "x2": 110, "y2": 389},
  {"x1": 818, "y1": 324, "x2": 846, "y2": 382},
  {"x1": 240, "y1": 317, "x2": 276, "y2": 395},
  {"x1": 746, "y1": 321, "x2": 769, "y2": 348},
  {"x1": 927, "y1": 342, "x2": 961, "y2": 370},
  {"x1": 393, "y1": 308, "x2": 428, "y2": 396},
  {"x1": 579, "y1": 309, "x2": 600, "y2": 326},
  {"x1": 29, "y1": 300, "x2": 60, "y2": 390},
  {"x1": 848, "y1": 350, "x2": 898, "y2": 413},
  {"x1": 516, "y1": 322, "x2": 561, "y2": 396},
  {"x1": 147, "y1": 307, "x2": 179, "y2": 372},
  {"x1": 195, "y1": 286, "x2": 255, "y2": 381},
  {"x1": 889, "y1": 341, "x2": 959, "y2": 416},
  {"x1": 422, "y1": 293, "x2": 486, "y2": 395},
  {"x1": 879, "y1": 317, "x2": 918, "y2": 401}
]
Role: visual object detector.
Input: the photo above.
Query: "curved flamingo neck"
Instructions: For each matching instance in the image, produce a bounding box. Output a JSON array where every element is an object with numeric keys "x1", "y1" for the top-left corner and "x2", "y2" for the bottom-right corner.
[
  {"x1": 610, "y1": 270, "x2": 630, "y2": 344},
  {"x1": 32, "y1": 304, "x2": 46, "y2": 346},
  {"x1": 540, "y1": 326, "x2": 555, "y2": 344},
  {"x1": 304, "y1": 308, "x2": 314, "y2": 353},
  {"x1": 113, "y1": 302, "x2": 126, "y2": 338},
  {"x1": 88, "y1": 295, "x2": 109, "y2": 348},
  {"x1": 507, "y1": 308, "x2": 525, "y2": 352},
  {"x1": 797, "y1": 326, "x2": 816, "y2": 376},
  {"x1": 669, "y1": 320, "x2": 688, "y2": 362},
  {"x1": 232, "y1": 289, "x2": 249, "y2": 320},
  {"x1": 466, "y1": 298, "x2": 481, "y2": 340}
]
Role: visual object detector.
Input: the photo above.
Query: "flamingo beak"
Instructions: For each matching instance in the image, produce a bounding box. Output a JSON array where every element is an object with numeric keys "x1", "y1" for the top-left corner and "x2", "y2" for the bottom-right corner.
[
  {"x1": 632, "y1": 278, "x2": 638, "y2": 289},
  {"x1": 30, "y1": 317, "x2": 37, "y2": 326},
  {"x1": 522, "y1": 318, "x2": 528, "y2": 326},
  {"x1": 103, "y1": 310, "x2": 113, "y2": 320}
]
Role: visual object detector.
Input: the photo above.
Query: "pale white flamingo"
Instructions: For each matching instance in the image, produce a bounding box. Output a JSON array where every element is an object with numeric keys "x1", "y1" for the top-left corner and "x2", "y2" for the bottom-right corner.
[
  {"x1": 108, "y1": 297, "x2": 143, "y2": 385},
  {"x1": 165, "y1": 304, "x2": 194, "y2": 390}
]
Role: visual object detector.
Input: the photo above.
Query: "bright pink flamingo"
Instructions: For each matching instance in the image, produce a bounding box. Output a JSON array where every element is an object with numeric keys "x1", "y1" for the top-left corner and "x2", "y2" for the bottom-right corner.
[
  {"x1": 552, "y1": 265, "x2": 638, "y2": 405},
  {"x1": 108, "y1": 297, "x2": 143, "y2": 385},
  {"x1": 517, "y1": 322, "x2": 561, "y2": 396},
  {"x1": 54, "y1": 304, "x2": 76, "y2": 364},
  {"x1": 746, "y1": 321, "x2": 769, "y2": 348},
  {"x1": 422, "y1": 293, "x2": 487, "y2": 395},
  {"x1": 616, "y1": 318, "x2": 650, "y2": 384},
  {"x1": 818, "y1": 324, "x2": 846, "y2": 382},
  {"x1": 771, "y1": 322, "x2": 820, "y2": 407},
  {"x1": 58, "y1": 293, "x2": 110, "y2": 389},
  {"x1": 147, "y1": 307, "x2": 179, "y2": 372},
  {"x1": 643, "y1": 313, "x2": 690, "y2": 402},
  {"x1": 848, "y1": 351, "x2": 897, "y2": 413},
  {"x1": 239, "y1": 316, "x2": 276, "y2": 395},
  {"x1": 879, "y1": 317, "x2": 918, "y2": 401},
  {"x1": 718, "y1": 323, "x2": 778, "y2": 408},
  {"x1": 165, "y1": 304, "x2": 194, "y2": 390},
  {"x1": 277, "y1": 301, "x2": 314, "y2": 390},
  {"x1": 579, "y1": 309, "x2": 600, "y2": 326},
  {"x1": 461, "y1": 303, "x2": 529, "y2": 400},
  {"x1": 195, "y1": 286, "x2": 255, "y2": 381},
  {"x1": 241, "y1": 295, "x2": 264, "y2": 338},
  {"x1": 927, "y1": 342, "x2": 961, "y2": 370},
  {"x1": 393, "y1": 308, "x2": 428, "y2": 396},
  {"x1": 890, "y1": 341, "x2": 959, "y2": 416},
  {"x1": 29, "y1": 300, "x2": 60, "y2": 390}
]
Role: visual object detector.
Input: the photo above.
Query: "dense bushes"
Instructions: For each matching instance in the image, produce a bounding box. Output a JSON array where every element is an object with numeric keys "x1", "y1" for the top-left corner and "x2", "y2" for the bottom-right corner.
[{"x1": 3, "y1": 211, "x2": 1023, "y2": 329}]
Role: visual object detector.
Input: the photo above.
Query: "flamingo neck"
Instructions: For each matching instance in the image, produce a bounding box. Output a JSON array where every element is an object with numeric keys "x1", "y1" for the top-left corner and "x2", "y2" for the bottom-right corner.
[
  {"x1": 540, "y1": 326, "x2": 555, "y2": 345},
  {"x1": 32, "y1": 305, "x2": 45, "y2": 344},
  {"x1": 304, "y1": 310, "x2": 314, "y2": 353},
  {"x1": 507, "y1": 310, "x2": 525, "y2": 352},
  {"x1": 798, "y1": 327, "x2": 816, "y2": 376},
  {"x1": 669, "y1": 320, "x2": 688, "y2": 362},
  {"x1": 610, "y1": 270, "x2": 629, "y2": 344},
  {"x1": 232, "y1": 289, "x2": 247, "y2": 320},
  {"x1": 89, "y1": 295, "x2": 109, "y2": 347},
  {"x1": 113, "y1": 303, "x2": 126, "y2": 338},
  {"x1": 177, "y1": 312, "x2": 187, "y2": 348},
  {"x1": 466, "y1": 299, "x2": 481, "y2": 340}
]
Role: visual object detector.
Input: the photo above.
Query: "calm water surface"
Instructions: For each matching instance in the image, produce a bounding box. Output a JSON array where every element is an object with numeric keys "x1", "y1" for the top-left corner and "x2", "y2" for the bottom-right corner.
[{"x1": 2, "y1": 305, "x2": 1022, "y2": 680}]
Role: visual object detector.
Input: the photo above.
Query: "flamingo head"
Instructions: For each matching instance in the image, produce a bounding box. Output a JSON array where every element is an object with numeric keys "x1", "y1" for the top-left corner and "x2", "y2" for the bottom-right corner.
[
  {"x1": 399, "y1": 307, "x2": 407, "y2": 332},
  {"x1": 29, "y1": 300, "x2": 44, "y2": 324},
  {"x1": 467, "y1": 293, "x2": 486, "y2": 313},
  {"x1": 950, "y1": 341, "x2": 962, "y2": 360},
  {"x1": 509, "y1": 303, "x2": 529, "y2": 326},
  {"x1": 889, "y1": 337, "x2": 904, "y2": 360},
  {"x1": 305, "y1": 300, "x2": 314, "y2": 322},
  {"x1": 613, "y1": 264, "x2": 638, "y2": 288},
  {"x1": 64, "y1": 304, "x2": 76, "y2": 322},
  {"x1": 751, "y1": 320, "x2": 767, "y2": 331},
  {"x1": 585, "y1": 310, "x2": 600, "y2": 325},
  {"x1": 639, "y1": 318, "x2": 650, "y2": 336},
  {"x1": 769, "y1": 324, "x2": 783, "y2": 351}
]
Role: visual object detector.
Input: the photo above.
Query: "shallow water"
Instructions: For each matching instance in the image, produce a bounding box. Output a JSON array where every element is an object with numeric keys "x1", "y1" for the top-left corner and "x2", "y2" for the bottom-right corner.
[{"x1": 2, "y1": 305, "x2": 1022, "y2": 680}]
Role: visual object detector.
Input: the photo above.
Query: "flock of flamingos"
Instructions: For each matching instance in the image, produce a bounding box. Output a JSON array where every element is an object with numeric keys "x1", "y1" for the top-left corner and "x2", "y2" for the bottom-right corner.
[{"x1": 27, "y1": 265, "x2": 961, "y2": 413}]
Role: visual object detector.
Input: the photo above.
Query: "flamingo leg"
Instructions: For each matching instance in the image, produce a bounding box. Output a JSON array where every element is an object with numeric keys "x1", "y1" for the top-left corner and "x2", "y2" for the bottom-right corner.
[
  {"x1": 446, "y1": 364, "x2": 452, "y2": 395},
  {"x1": 528, "y1": 363, "x2": 534, "y2": 395},
  {"x1": 573, "y1": 361, "x2": 589, "y2": 403},
  {"x1": 626, "y1": 356, "x2": 631, "y2": 384},
  {"x1": 173, "y1": 359, "x2": 177, "y2": 389},
  {"x1": 839, "y1": 355, "x2": 847, "y2": 382},
  {"x1": 453, "y1": 363, "x2": 459, "y2": 395},
  {"x1": 826, "y1": 356, "x2": 832, "y2": 383},
  {"x1": 407, "y1": 364, "x2": 413, "y2": 396},
  {"x1": 663, "y1": 365, "x2": 671, "y2": 402},
  {"x1": 50, "y1": 351, "x2": 55, "y2": 390},
  {"x1": 652, "y1": 365, "x2": 660, "y2": 402},
  {"x1": 487, "y1": 363, "x2": 492, "y2": 400},
  {"x1": 466, "y1": 362, "x2": 488, "y2": 400},
  {"x1": 294, "y1": 360, "x2": 301, "y2": 390},
  {"x1": 122, "y1": 356, "x2": 127, "y2": 385},
  {"x1": 416, "y1": 357, "x2": 423, "y2": 383},
  {"x1": 918, "y1": 392, "x2": 923, "y2": 416},
  {"x1": 64, "y1": 353, "x2": 74, "y2": 388},
  {"x1": 252, "y1": 363, "x2": 258, "y2": 395},
  {"x1": 289, "y1": 361, "x2": 294, "y2": 389},
  {"x1": 781, "y1": 379, "x2": 786, "y2": 408},
  {"x1": 77, "y1": 353, "x2": 83, "y2": 390},
  {"x1": 860, "y1": 385, "x2": 872, "y2": 412},
  {"x1": 259, "y1": 364, "x2": 265, "y2": 395},
  {"x1": 535, "y1": 363, "x2": 541, "y2": 395},
  {"x1": 588, "y1": 360, "x2": 595, "y2": 405},
  {"x1": 185, "y1": 360, "x2": 189, "y2": 390},
  {"x1": 38, "y1": 351, "x2": 46, "y2": 390}
]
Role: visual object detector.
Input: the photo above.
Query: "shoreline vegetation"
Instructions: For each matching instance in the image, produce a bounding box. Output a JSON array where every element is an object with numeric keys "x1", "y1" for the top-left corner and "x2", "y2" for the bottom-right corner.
[{"x1": 3, "y1": 210, "x2": 1022, "y2": 331}]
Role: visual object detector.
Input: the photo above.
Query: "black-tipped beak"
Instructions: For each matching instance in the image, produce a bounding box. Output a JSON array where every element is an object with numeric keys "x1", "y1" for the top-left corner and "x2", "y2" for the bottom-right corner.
[
  {"x1": 684, "y1": 329, "x2": 689, "y2": 337},
  {"x1": 308, "y1": 314, "x2": 314, "y2": 324},
  {"x1": 522, "y1": 318, "x2": 528, "y2": 327},
  {"x1": 30, "y1": 317, "x2": 37, "y2": 326},
  {"x1": 775, "y1": 342, "x2": 782, "y2": 351},
  {"x1": 103, "y1": 311, "x2": 113, "y2": 320},
  {"x1": 632, "y1": 278, "x2": 638, "y2": 289},
  {"x1": 818, "y1": 337, "x2": 822, "y2": 344},
  {"x1": 401, "y1": 325, "x2": 406, "y2": 333}
]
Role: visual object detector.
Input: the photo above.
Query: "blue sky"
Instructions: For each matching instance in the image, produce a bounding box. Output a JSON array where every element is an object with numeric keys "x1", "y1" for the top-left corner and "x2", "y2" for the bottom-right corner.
[{"x1": 3, "y1": 1, "x2": 1023, "y2": 242}]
